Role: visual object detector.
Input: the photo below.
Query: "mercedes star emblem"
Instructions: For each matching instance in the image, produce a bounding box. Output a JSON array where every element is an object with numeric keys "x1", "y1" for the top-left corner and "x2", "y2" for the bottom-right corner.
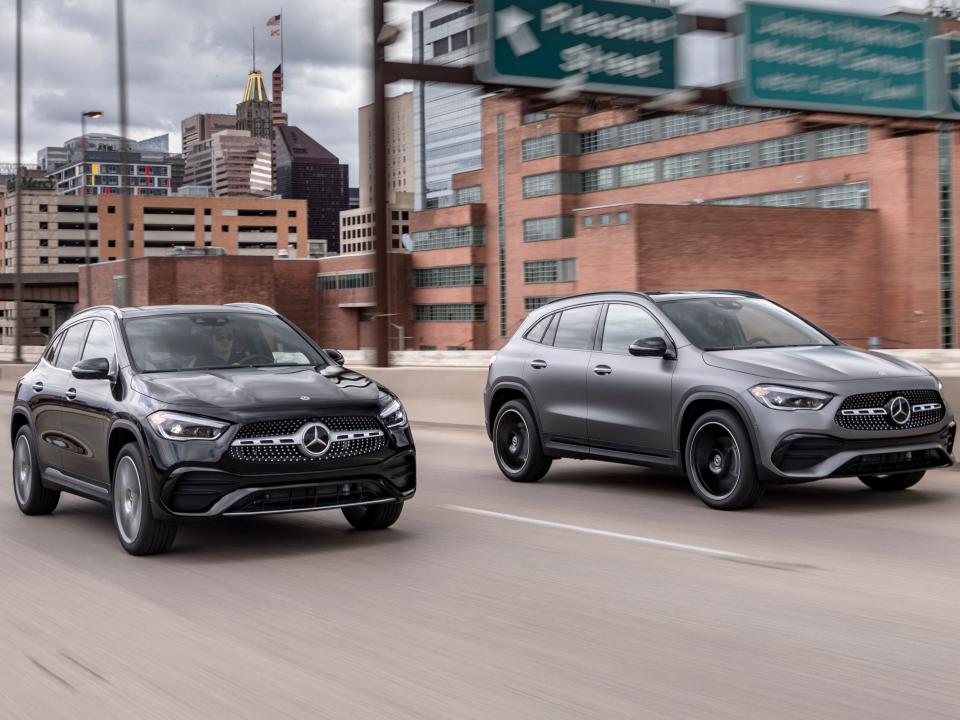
[
  {"x1": 886, "y1": 396, "x2": 912, "y2": 426},
  {"x1": 299, "y1": 422, "x2": 332, "y2": 457},
  {"x1": 300, "y1": 395, "x2": 311, "y2": 401}
]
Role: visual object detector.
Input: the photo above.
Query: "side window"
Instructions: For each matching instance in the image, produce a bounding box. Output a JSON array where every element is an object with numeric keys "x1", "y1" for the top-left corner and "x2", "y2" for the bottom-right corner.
[
  {"x1": 601, "y1": 304, "x2": 665, "y2": 353},
  {"x1": 54, "y1": 321, "x2": 90, "y2": 370},
  {"x1": 524, "y1": 313, "x2": 555, "y2": 344},
  {"x1": 553, "y1": 305, "x2": 600, "y2": 351},
  {"x1": 44, "y1": 333, "x2": 65, "y2": 364},
  {"x1": 80, "y1": 320, "x2": 117, "y2": 366}
]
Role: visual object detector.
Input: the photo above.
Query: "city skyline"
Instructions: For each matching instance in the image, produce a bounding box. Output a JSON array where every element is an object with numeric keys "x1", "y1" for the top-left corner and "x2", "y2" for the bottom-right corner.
[{"x1": 0, "y1": 0, "x2": 934, "y2": 186}]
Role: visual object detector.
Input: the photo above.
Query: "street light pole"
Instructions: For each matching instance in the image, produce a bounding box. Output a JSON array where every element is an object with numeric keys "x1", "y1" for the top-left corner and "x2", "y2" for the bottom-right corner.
[
  {"x1": 372, "y1": 0, "x2": 389, "y2": 367},
  {"x1": 80, "y1": 110, "x2": 103, "y2": 308},
  {"x1": 13, "y1": 0, "x2": 23, "y2": 364}
]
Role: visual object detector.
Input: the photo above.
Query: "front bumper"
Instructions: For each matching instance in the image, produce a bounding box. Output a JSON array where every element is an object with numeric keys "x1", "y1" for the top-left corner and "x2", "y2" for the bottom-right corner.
[
  {"x1": 140, "y1": 415, "x2": 417, "y2": 519},
  {"x1": 744, "y1": 383, "x2": 955, "y2": 483}
]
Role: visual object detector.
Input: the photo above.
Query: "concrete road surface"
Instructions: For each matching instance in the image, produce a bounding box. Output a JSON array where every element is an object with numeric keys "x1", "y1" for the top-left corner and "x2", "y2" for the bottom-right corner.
[{"x1": 0, "y1": 409, "x2": 958, "y2": 719}]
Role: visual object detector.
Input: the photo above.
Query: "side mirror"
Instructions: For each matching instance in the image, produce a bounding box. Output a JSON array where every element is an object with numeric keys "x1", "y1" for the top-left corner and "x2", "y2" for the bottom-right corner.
[
  {"x1": 629, "y1": 336, "x2": 674, "y2": 359},
  {"x1": 325, "y1": 348, "x2": 345, "y2": 366},
  {"x1": 72, "y1": 357, "x2": 111, "y2": 380}
]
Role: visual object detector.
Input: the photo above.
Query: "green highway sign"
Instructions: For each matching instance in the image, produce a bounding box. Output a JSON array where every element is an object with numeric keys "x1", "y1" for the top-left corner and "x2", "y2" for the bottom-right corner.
[
  {"x1": 476, "y1": 0, "x2": 677, "y2": 97},
  {"x1": 733, "y1": 3, "x2": 935, "y2": 118}
]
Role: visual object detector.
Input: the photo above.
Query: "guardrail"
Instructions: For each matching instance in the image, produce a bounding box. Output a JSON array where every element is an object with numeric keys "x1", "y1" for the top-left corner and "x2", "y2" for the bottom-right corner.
[{"x1": 3, "y1": 349, "x2": 960, "y2": 430}]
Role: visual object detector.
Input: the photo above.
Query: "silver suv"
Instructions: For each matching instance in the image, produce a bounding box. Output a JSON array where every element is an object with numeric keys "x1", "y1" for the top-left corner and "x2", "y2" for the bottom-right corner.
[{"x1": 484, "y1": 291, "x2": 955, "y2": 510}]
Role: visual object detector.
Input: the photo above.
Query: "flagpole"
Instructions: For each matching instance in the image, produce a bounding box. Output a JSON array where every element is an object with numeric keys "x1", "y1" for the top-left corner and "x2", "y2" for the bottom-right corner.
[
  {"x1": 280, "y1": 8, "x2": 284, "y2": 90},
  {"x1": 252, "y1": 26, "x2": 256, "y2": 71}
]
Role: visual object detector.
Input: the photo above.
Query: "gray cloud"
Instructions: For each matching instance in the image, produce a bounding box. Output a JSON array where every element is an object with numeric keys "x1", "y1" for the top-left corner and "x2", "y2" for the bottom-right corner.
[
  {"x1": 0, "y1": 0, "x2": 933, "y2": 183},
  {"x1": 0, "y1": 0, "x2": 393, "y2": 184}
]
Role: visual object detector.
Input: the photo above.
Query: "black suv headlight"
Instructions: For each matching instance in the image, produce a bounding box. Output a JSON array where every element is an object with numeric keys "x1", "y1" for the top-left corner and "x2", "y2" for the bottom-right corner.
[
  {"x1": 148, "y1": 411, "x2": 229, "y2": 440},
  {"x1": 749, "y1": 385, "x2": 833, "y2": 411},
  {"x1": 378, "y1": 391, "x2": 407, "y2": 429}
]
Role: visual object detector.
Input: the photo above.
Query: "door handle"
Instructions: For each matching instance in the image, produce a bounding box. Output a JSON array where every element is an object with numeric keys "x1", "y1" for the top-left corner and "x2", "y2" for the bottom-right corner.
[
  {"x1": 530, "y1": 359, "x2": 547, "y2": 370},
  {"x1": 32, "y1": 381, "x2": 43, "y2": 392},
  {"x1": 593, "y1": 365, "x2": 613, "y2": 376},
  {"x1": 65, "y1": 388, "x2": 77, "y2": 401}
]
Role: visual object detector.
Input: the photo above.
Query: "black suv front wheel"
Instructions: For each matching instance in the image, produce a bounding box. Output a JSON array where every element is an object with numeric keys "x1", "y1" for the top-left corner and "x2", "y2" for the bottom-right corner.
[
  {"x1": 112, "y1": 443, "x2": 178, "y2": 555},
  {"x1": 685, "y1": 410, "x2": 764, "y2": 510}
]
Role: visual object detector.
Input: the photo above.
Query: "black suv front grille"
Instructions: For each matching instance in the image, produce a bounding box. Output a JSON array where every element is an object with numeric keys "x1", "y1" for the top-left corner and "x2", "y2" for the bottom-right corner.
[
  {"x1": 835, "y1": 390, "x2": 945, "y2": 431},
  {"x1": 231, "y1": 416, "x2": 386, "y2": 463}
]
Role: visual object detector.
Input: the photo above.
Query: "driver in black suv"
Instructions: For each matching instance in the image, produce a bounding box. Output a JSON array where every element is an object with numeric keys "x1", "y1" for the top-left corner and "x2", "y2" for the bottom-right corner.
[{"x1": 10, "y1": 303, "x2": 416, "y2": 555}]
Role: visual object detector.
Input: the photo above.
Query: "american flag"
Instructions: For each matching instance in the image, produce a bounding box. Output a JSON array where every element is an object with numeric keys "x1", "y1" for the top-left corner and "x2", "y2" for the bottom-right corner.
[{"x1": 266, "y1": 14, "x2": 281, "y2": 26}]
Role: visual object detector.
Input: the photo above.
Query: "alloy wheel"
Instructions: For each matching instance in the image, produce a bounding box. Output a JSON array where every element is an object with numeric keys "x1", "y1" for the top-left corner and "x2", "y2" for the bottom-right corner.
[
  {"x1": 496, "y1": 409, "x2": 530, "y2": 473},
  {"x1": 13, "y1": 434, "x2": 32, "y2": 506},
  {"x1": 114, "y1": 456, "x2": 143, "y2": 544},
  {"x1": 690, "y1": 421, "x2": 742, "y2": 500}
]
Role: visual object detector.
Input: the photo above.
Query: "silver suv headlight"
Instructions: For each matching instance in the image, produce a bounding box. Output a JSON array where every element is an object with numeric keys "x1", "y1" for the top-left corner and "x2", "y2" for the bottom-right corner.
[
  {"x1": 378, "y1": 391, "x2": 407, "y2": 428},
  {"x1": 749, "y1": 385, "x2": 833, "y2": 411},
  {"x1": 148, "y1": 411, "x2": 229, "y2": 440}
]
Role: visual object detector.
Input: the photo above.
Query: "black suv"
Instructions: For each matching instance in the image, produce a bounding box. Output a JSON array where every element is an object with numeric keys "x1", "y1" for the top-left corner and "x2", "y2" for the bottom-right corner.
[
  {"x1": 485, "y1": 291, "x2": 953, "y2": 509},
  {"x1": 11, "y1": 304, "x2": 415, "y2": 554}
]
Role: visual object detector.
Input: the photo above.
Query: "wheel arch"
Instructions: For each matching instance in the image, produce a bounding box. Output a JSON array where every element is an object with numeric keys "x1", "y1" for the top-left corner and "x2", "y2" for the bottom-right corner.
[
  {"x1": 486, "y1": 382, "x2": 539, "y2": 439},
  {"x1": 10, "y1": 407, "x2": 32, "y2": 446},
  {"x1": 676, "y1": 392, "x2": 761, "y2": 472},
  {"x1": 107, "y1": 419, "x2": 150, "y2": 489}
]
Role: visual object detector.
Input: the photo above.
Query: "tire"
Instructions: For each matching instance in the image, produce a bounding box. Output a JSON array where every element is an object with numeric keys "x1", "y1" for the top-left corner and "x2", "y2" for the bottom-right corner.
[
  {"x1": 112, "y1": 443, "x2": 177, "y2": 555},
  {"x1": 685, "y1": 409, "x2": 764, "y2": 510},
  {"x1": 492, "y1": 399, "x2": 552, "y2": 483},
  {"x1": 12, "y1": 425, "x2": 60, "y2": 515},
  {"x1": 342, "y1": 501, "x2": 403, "y2": 530},
  {"x1": 859, "y1": 471, "x2": 925, "y2": 491}
]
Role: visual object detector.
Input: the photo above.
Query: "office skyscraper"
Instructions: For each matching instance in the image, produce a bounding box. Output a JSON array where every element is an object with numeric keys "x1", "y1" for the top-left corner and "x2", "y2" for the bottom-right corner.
[{"x1": 410, "y1": 2, "x2": 486, "y2": 209}]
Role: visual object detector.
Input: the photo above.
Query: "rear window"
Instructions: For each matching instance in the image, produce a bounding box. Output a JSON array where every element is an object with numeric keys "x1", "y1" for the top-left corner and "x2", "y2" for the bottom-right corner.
[{"x1": 553, "y1": 305, "x2": 600, "y2": 351}]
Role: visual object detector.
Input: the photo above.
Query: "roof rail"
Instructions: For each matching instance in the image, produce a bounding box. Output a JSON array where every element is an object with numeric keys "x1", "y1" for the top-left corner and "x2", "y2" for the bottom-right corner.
[
  {"x1": 74, "y1": 305, "x2": 122, "y2": 317},
  {"x1": 542, "y1": 290, "x2": 652, "y2": 308},
  {"x1": 700, "y1": 289, "x2": 766, "y2": 299},
  {"x1": 225, "y1": 302, "x2": 278, "y2": 314}
]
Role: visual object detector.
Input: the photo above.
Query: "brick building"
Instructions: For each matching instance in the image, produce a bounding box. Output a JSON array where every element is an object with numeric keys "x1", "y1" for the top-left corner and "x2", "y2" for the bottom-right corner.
[
  {"x1": 80, "y1": 252, "x2": 411, "y2": 350},
  {"x1": 94, "y1": 195, "x2": 307, "y2": 260},
  {"x1": 406, "y1": 95, "x2": 957, "y2": 350}
]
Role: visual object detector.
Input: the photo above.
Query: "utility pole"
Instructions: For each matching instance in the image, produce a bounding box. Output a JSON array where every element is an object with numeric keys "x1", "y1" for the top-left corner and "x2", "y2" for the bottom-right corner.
[
  {"x1": 14, "y1": 0, "x2": 23, "y2": 363},
  {"x1": 372, "y1": 0, "x2": 389, "y2": 366},
  {"x1": 116, "y1": 0, "x2": 132, "y2": 306}
]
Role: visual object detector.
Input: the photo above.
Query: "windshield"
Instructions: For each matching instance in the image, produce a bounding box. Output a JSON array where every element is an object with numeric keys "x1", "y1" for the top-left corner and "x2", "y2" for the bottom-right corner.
[
  {"x1": 656, "y1": 298, "x2": 835, "y2": 351},
  {"x1": 124, "y1": 313, "x2": 326, "y2": 372}
]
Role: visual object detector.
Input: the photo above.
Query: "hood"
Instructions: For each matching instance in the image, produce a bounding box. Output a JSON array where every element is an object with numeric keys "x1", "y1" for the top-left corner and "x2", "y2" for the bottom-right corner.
[
  {"x1": 701, "y1": 345, "x2": 932, "y2": 382},
  {"x1": 131, "y1": 365, "x2": 382, "y2": 413}
]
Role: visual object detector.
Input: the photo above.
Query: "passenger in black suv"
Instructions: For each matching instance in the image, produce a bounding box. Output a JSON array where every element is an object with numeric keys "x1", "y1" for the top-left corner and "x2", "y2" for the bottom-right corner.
[{"x1": 11, "y1": 304, "x2": 415, "y2": 555}]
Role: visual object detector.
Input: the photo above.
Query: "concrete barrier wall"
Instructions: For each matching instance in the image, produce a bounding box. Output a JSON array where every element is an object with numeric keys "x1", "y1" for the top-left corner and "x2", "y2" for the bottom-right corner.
[{"x1": 3, "y1": 352, "x2": 960, "y2": 430}]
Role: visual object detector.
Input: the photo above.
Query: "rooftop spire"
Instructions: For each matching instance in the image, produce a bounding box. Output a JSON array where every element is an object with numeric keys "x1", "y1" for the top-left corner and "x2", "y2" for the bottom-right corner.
[{"x1": 242, "y1": 70, "x2": 269, "y2": 103}]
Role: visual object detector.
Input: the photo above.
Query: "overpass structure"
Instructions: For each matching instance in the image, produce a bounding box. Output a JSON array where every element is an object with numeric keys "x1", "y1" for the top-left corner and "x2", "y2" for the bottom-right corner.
[{"x1": 0, "y1": 273, "x2": 78, "y2": 304}]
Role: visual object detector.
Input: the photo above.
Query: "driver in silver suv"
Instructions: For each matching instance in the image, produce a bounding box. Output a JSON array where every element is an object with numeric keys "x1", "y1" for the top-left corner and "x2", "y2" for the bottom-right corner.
[{"x1": 484, "y1": 290, "x2": 954, "y2": 510}]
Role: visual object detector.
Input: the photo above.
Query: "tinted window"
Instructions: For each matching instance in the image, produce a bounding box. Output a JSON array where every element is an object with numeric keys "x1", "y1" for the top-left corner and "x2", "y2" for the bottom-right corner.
[
  {"x1": 601, "y1": 304, "x2": 664, "y2": 353},
  {"x1": 123, "y1": 313, "x2": 325, "y2": 372},
  {"x1": 80, "y1": 320, "x2": 116, "y2": 366},
  {"x1": 44, "y1": 333, "x2": 64, "y2": 363},
  {"x1": 553, "y1": 305, "x2": 600, "y2": 350},
  {"x1": 524, "y1": 314, "x2": 554, "y2": 344},
  {"x1": 54, "y1": 321, "x2": 90, "y2": 370}
]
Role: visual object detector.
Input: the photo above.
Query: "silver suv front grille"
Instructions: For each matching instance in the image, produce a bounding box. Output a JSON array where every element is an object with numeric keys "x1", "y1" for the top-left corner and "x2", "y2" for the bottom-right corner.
[{"x1": 835, "y1": 390, "x2": 945, "y2": 431}]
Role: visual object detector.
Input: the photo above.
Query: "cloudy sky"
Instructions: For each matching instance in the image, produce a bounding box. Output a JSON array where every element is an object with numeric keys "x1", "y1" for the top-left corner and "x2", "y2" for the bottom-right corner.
[{"x1": 0, "y1": 0, "x2": 934, "y2": 184}]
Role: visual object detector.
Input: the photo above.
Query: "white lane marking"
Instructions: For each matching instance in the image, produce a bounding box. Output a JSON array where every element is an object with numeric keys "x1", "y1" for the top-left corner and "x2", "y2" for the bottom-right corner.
[{"x1": 443, "y1": 505, "x2": 787, "y2": 566}]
